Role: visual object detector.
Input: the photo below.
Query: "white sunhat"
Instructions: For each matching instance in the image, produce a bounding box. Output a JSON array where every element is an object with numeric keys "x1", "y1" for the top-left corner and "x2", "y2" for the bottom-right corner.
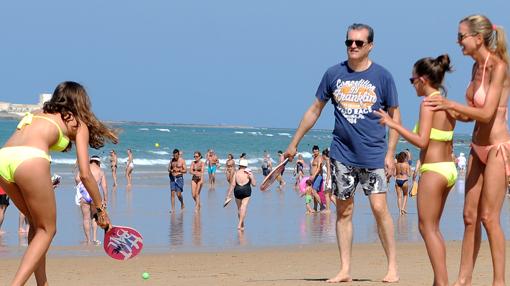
[
  {"x1": 90, "y1": 155, "x2": 101, "y2": 163},
  {"x1": 460, "y1": 152, "x2": 465, "y2": 156},
  {"x1": 239, "y1": 159, "x2": 249, "y2": 167}
]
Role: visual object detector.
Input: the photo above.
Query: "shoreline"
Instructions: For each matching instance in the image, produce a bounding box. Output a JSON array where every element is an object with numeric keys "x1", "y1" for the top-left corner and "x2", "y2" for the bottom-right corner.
[
  {"x1": 0, "y1": 117, "x2": 474, "y2": 134},
  {"x1": 0, "y1": 241, "x2": 506, "y2": 285}
]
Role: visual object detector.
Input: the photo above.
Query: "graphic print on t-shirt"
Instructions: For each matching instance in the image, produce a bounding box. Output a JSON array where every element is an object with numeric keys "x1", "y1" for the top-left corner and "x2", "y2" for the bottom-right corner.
[{"x1": 332, "y1": 79, "x2": 377, "y2": 124}]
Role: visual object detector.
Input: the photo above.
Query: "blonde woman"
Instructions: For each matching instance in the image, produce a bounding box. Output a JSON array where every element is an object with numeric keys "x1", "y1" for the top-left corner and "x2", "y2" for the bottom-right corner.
[{"x1": 425, "y1": 15, "x2": 510, "y2": 285}]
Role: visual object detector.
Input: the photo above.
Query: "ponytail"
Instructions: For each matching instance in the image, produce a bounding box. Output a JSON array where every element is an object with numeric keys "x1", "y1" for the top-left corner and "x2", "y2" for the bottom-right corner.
[
  {"x1": 413, "y1": 54, "x2": 453, "y2": 92},
  {"x1": 435, "y1": 54, "x2": 453, "y2": 74},
  {"x1": 461, "y1": 15, "x2": 509, "y2": 65},
  {"x1": 493, "y1": 25, "x2": 509, "y2": 65}
]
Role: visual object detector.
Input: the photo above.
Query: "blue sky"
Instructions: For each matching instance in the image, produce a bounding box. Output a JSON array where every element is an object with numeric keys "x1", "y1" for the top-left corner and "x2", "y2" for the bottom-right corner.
[{"x1": 0, "y1": 1, "x2": 509, "y2": 134}]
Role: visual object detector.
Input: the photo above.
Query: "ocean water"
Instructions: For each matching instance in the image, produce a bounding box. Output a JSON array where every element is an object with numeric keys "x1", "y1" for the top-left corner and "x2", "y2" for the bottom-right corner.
[
  {"x1": 0, "y1": 119, "x2": 475, "y2": 171},
  {"x1": 0, "y1": 119, "x2": 509, "y2": 257}
]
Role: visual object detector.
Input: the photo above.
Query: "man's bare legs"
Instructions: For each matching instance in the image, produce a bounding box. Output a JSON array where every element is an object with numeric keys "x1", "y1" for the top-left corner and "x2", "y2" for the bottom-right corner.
[
  {"x1": 170, "y1": 190, "x2": 184, "y2": 213},
  {"x1": 369, "y1": 193, "x2": 399, "y2": 282},
  {"x1": 327, "y1": 198, "x2": 354, "y2": 283}
]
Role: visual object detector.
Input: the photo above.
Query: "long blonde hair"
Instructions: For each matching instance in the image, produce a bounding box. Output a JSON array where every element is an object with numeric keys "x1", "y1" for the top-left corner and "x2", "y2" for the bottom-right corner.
[
  {"x1": 461, "y1": 14, "x2": 509, "y2": 65},
  {"x1": 43, "y1": 81, "x2": 118, "y2": 149}
]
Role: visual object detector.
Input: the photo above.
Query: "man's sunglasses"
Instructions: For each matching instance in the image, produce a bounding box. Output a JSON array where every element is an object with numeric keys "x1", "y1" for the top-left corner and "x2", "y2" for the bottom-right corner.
[{"x1": 345, "y1": 39, "x2": 368, "y2": 48}]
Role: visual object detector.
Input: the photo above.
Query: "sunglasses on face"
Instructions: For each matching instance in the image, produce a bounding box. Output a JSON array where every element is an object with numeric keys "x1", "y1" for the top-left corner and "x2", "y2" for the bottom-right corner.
[
  {"x1": 457, "y1": 32, "x2": 475, "y2": 42},
  {"x1": 409, "y1": 77, "x2": 419, "y2": 84},
  {"x1": 345, "y1": 39, "x2": 367, "y2": 48}
]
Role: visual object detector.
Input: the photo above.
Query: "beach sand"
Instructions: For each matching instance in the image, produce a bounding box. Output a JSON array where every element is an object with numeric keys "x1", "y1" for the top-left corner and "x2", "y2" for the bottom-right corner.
[{"x1": 1, "y1": 241, "x2": 507, "y2": 285}]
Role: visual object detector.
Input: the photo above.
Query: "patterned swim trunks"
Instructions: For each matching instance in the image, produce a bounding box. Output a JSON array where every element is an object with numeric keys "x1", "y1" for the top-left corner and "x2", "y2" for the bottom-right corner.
[{"x1": 331, "y1": 159, "x2": 387, "y2": 200}]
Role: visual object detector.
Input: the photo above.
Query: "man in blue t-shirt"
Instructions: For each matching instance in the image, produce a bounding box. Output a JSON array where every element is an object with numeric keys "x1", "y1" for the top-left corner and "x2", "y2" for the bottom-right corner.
[{"x1": 284, "y1": 23, "x2": 400, "y2": 283}]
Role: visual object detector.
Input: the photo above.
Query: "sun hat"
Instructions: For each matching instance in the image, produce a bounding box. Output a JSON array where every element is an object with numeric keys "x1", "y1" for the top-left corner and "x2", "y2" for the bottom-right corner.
[
  {"x1": 90, "y1": 155, "x2": 101, "y2": 163},
  {"x1": 239, "y1": 159, "x2": 249, "y2": 167}
]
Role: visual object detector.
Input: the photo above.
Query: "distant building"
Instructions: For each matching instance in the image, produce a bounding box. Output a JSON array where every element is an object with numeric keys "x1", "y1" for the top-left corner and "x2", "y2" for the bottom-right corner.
[{"x1": 0, "y1": 93, "x2": 52, "y2": 117}]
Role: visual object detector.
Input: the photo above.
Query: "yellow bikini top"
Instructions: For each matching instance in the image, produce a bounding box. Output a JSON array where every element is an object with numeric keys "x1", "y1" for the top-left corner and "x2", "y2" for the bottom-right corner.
[
  {"x1": 17, "y1": 113, "x2": 70, "y2": 152},
  {"x1": 412, "y1": 91, "x2": 454, "y2": 142}
]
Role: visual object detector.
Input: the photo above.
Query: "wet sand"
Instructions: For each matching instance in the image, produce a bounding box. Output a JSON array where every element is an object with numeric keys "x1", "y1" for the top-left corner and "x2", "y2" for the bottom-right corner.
[
  {"x1": 1, "y1": 170, "x2": 510, "y2": 285},
  {"x1": 1, "y1": 241, "x2": 507, "y2": 285}
]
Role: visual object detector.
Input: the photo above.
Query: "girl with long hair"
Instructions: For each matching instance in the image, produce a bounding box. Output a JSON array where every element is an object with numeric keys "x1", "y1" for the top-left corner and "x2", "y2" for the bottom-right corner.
[{"x1": 0, "y1": 81, "x2": 117, "y2": 285}]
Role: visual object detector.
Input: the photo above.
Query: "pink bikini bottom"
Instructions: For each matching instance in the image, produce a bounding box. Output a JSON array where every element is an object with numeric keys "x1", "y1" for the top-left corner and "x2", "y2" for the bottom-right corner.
[{"x1": 471, "y1": 140, "x2": 510, "y2": 175}]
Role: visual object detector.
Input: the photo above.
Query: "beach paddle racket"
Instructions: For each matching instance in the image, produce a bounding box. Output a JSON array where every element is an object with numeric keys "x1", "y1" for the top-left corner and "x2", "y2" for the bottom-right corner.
[
  {"x1": 223, "y1": 196, "x2": 233, "y2": 207},
  {"x1": 260, "y1": 158, "x2": 289, "y2": 191},
  {"x1": 104, "y1": 225, "x2": 144, "y2": 260},
  {"x1": 410, "y1": 181, "x2": 418, "y2": 197}
]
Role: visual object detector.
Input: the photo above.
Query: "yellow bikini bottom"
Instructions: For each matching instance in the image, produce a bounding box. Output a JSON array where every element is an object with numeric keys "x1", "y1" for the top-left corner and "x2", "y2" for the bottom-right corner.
[
  {"x1": 0, "y1": 147, "x2": 51, "y2": 183},
  {"x1": 419, "y1": 161, "x2": 458, "y2": 187}
]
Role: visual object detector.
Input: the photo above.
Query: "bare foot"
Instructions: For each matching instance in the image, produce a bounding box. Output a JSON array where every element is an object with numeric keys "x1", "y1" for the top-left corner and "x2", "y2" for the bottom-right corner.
[
  {"x1": 0, "y1": 230, "x2": 5, "y2": 235},
  {"x1": 322, "y1": 209, "x2": 331, "y2": 214},
  {"x1": 452, "y1": 278, "x2": 471, "y2": 286},
  {"x1": 326, "y1": 272, "x2": 352, "y2": 283},
  {"x1": 382, "y1": 272, "x2": 399, "y2": 283}
]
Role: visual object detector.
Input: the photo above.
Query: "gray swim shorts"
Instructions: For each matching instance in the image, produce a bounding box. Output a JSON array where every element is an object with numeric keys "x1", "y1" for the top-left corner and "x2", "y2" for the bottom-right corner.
[{"x1": 331, "y1": 159, "x2": 387, "y2": 200}]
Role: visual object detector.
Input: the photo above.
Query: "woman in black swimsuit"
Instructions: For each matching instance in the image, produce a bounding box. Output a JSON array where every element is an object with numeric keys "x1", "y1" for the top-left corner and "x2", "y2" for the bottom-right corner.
[
  {"x1": 226, "y1": 159, "x2": 256, "y2": 230},
  {"x1": 190, "y1": 151, "x2": 205, "y2": 212}
]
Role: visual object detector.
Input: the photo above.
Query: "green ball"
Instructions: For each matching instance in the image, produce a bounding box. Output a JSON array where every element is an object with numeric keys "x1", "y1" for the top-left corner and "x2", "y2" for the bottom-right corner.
[{"x1": 142, "y1": 272, "x2": 150, "y2": 280}]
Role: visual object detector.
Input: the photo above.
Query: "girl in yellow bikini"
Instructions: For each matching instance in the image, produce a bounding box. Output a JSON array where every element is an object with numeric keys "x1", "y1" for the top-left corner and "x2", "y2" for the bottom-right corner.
[
  {"x1": 0, "y1": 81, "x2": 117, "y2": 285},
  {"x1": 425, "y1": 15, "x2": 510, "y2": 286},
  {"x1": 375, "y1": 54, "x2": 455, "y2": 286}
]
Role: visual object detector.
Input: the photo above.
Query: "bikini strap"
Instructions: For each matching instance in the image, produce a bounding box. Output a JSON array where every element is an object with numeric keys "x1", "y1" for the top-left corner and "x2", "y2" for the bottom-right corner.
[
  {"x1": 428, "y1": 91, "x2": 441, "y2": 97},
  {"x1": 33, "y1": 115, "x2": 65, "y2": 138},
  {"x1": 480, "y1": 53, "x2": 491, "y2": 86},
  {"x1": 17, "y1": 113, "x2": 62, "y2": 134}
]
